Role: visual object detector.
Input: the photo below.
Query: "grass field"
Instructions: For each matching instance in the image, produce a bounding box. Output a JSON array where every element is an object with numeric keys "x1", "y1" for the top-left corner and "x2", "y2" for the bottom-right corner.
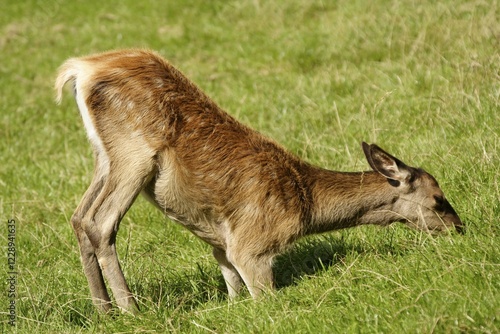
[{"x1": 1, "y1": 0, "x2": 499, "y2": 332}]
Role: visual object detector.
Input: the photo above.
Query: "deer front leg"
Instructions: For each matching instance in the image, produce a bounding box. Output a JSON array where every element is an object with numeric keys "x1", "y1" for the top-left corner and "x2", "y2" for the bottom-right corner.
[
  {"x1": 229, "y1": 250, "x2": 275, "y2": 298},
  {"x1": 213, "y1": 248, "x2": 244, "y2": 298}
]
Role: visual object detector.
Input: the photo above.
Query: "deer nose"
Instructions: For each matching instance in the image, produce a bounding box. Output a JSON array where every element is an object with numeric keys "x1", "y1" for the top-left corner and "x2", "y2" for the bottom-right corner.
[{"x1": 450, "y1": 214, "x2": 465, "y2": 234}]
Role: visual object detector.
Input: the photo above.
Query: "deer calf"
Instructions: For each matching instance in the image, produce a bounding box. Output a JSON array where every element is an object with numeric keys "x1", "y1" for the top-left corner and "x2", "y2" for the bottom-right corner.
[{"x1": 55, "y1": 49, "x2": 463, "y2": 313}]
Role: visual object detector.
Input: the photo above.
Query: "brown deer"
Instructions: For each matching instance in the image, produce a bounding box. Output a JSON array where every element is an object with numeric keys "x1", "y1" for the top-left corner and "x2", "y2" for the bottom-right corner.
[{"x1": 55, "y1": 49, "x2": 463, "y2": 313}]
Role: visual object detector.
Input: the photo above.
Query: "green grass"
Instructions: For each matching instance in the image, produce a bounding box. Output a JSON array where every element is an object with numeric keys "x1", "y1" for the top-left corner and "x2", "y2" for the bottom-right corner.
[{"x1": 1, "y1": 0, "x2": 499, "y2": 332}]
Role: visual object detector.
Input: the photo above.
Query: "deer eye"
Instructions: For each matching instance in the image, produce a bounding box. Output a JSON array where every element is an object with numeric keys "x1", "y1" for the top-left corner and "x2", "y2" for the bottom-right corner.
[
  {"x1": 433, "y1": 195, "x2": 445, "y2": 210},
  {"x1": 387, "y1": 178, "x2": 401, "y2": 187}
]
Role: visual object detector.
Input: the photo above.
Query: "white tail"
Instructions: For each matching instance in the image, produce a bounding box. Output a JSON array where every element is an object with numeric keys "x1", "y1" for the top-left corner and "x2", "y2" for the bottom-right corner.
[{"x1": 55, "y1": 49, "x2": 463, "y2": 313}]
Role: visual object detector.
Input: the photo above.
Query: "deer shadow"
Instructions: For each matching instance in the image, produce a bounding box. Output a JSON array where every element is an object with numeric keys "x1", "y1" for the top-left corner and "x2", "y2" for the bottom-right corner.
[{"x1": 273, "y1": 235, "x2": 364, "y2": 289}]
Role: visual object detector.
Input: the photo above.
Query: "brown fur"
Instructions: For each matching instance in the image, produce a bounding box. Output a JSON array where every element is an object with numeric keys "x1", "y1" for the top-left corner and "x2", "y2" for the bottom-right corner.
[{"x1": 55, "y1": 49, "x2": 463, "y2": 313}]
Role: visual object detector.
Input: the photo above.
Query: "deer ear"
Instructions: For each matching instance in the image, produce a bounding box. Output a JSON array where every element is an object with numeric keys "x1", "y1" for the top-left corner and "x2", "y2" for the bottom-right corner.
[{"x1": 362, "y1": 142, "x2": 413, "y2": 185}]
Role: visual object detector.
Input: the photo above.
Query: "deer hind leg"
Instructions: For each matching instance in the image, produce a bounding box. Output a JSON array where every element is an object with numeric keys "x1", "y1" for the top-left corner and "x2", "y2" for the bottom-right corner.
[
  {"x1": 71, "y1": 152, "x2": 111, "y2": 312},
  {"x1": 212, "y1": 248, "x2": 244, "y2": 298},
  {"x1": 78, "y1": 148, "x2": 156, "y2": 313}
]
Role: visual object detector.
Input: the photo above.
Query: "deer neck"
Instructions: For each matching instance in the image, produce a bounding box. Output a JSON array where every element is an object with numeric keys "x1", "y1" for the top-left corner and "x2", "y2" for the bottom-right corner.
[{"x1": 305, "y1": 168, "x2": 400, "y2": 234}]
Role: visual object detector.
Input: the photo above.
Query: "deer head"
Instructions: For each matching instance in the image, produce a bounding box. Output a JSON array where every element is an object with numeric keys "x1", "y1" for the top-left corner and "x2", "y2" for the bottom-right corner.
[{"x1": 362, "y1": 142, "x2": 464, "y2": 234}]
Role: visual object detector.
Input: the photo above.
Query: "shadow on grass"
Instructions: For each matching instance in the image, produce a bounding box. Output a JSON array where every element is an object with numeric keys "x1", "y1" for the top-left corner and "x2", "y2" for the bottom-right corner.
[
  {"x1": 273, "y1": 235, "x2": 362, "y2": 289},
  {"x1": 273, "y1": 230, "x2": 415, "y2": 289}
]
